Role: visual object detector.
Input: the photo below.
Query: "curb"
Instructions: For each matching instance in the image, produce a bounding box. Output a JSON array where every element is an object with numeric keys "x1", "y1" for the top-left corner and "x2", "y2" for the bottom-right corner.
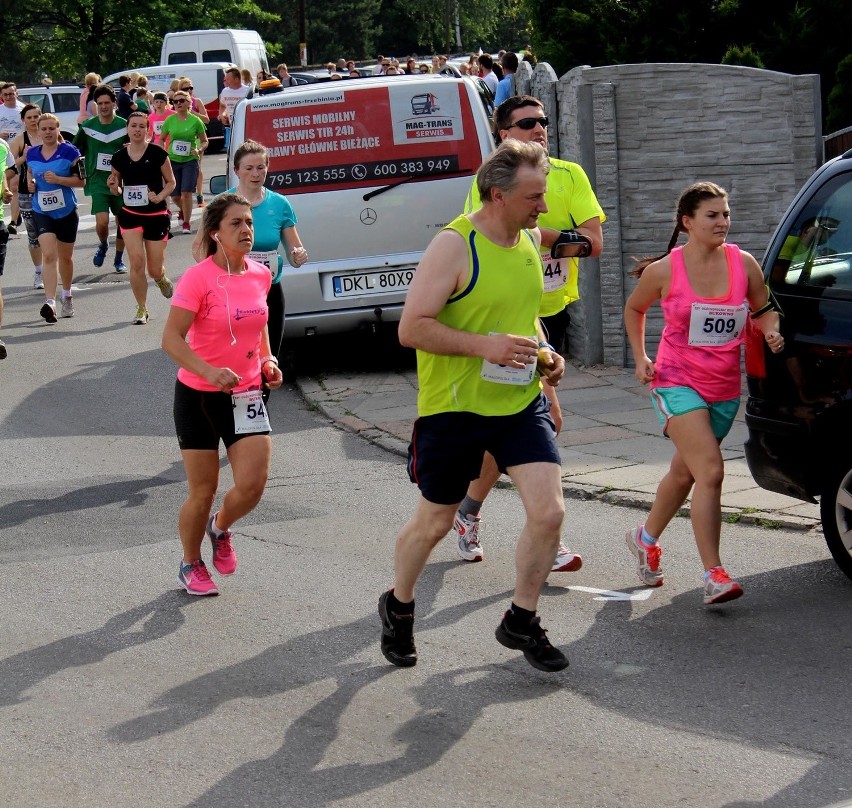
[{"x1": 296, "y1": 379, "x2": 822, "y2": 535}]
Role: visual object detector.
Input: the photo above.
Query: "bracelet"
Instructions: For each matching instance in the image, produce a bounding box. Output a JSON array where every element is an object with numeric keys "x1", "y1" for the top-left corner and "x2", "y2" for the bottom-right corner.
[
  {"x1": 260, "y1": 355, "x2": 278, "y2": 365},
  {"x1": 538, "y1": 341, "x2": 554, "y2": 351}
]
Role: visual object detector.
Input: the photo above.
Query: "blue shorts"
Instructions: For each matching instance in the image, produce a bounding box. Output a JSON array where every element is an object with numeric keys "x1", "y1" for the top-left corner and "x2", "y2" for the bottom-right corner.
[
  {"x1": 406, "y1": 393, "x2": 561, "y2": 505},
  {"x1": 650, "y1": 386, "x2": 740, "y2": 440},
  {"x1": 171, "y1": 160, "x2": 200, "y2": 195}
]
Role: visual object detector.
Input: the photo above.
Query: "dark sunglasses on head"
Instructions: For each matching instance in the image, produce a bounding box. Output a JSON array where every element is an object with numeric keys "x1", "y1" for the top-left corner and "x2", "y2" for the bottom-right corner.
[{"x1": 507, "y1": 116, "x2": 549, "y2": 130}]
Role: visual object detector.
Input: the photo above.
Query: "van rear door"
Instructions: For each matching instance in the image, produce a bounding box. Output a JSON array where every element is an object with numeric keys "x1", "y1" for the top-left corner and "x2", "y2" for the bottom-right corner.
[{"x1": 237, "y1": 78, "x2": 492, "y2": 336}]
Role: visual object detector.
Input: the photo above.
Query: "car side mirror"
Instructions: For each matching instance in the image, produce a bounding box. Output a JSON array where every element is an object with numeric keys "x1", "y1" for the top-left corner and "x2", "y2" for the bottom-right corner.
[{"x1": 209, "y1": 174, "x2": 228, "y2": 195}]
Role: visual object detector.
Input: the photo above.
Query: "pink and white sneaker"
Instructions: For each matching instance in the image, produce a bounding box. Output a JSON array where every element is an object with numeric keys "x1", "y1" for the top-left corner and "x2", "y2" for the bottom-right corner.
[
  {"x1": 207, "y1": 513, "x2": 238, "y2": 575},
  {"x1": 177, "y1": 559, "x2": 219, "y2": 596},
  {"x1": 551, "y1": 543, "x2": 583, "y2": 572},
  {"x1": 703, "y1": 567, "x2": 743, "y2": 605}
]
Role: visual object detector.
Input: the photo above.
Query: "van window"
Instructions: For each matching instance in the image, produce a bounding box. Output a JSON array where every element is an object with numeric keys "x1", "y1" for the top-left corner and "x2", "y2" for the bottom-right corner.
[
  {"x1": 203, "y1": 49, "x2": 232, "y2": 63},
  {"x1": 168, "y1": 52, "x2": 196, "y2": 65},
  {"x1": 770, "y1": 171, "x2": 852, "y2": 295},
  {"x1": 245, "y1": 82, "x2": 485, "y2": 196}
]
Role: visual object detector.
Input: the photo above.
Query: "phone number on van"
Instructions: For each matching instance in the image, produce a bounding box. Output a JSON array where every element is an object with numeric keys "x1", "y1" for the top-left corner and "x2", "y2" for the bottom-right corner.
[
  {"x1": 332, "y1": 269, "x2": 415, "y2": 298},
  {"x1": 267, "y1": 156, "x2": 459, "y2": 192}
]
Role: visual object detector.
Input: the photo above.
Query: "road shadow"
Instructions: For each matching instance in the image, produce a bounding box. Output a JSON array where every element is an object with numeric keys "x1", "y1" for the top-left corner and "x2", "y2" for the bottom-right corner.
[
  {"x1": 107, "y1": 561, "x2": 566, "y2": 805},
  {"x1": 560, "y1": 559, "x2": 852, "y2": 807},
  {"x1": 0, "y1": 591, "x2": 197, "y2": 708}
]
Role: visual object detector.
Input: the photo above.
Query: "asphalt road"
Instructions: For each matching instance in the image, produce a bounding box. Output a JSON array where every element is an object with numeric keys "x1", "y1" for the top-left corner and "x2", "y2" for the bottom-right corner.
[{"x1": 1, "y1": 160, "x2": 851, "y2": 808}]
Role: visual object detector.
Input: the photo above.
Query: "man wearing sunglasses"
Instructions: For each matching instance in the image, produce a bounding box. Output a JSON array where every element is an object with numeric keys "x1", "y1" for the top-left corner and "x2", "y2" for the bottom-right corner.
[{"x1": 456, "y1": 95, "x2": 605, "y2": 568}]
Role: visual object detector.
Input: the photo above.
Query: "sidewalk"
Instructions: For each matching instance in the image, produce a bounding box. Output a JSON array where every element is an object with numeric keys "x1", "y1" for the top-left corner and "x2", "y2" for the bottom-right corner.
[{"x1": 295, "y1": 362, "x2": 821, "y2": 532}]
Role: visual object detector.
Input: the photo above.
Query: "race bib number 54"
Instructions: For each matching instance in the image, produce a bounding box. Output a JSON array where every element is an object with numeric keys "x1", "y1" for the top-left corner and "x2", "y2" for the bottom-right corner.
[
  {"x1": 232, "y1": 390, "x2": 271, "y2": 434},
  {"x1": 688, "y1": 303, "x2": 747, "y2": 346}
]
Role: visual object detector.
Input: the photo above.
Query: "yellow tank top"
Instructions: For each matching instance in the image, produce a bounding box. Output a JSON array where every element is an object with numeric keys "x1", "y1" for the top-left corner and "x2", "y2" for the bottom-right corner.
[{"x1": 416, "y1": 214, "x2": 544, "y2": 417}]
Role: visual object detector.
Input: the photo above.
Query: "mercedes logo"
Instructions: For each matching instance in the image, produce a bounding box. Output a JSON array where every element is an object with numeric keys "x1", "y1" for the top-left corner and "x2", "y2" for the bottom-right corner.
[{"x1": 360, "y1": 208, "x2": 378, "y2": 225}]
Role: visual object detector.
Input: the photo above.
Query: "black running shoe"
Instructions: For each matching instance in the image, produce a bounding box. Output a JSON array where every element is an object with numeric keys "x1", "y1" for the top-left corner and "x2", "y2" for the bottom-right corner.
[
  {"x1": 378, "y1": 590, "x2": 417, "y2": 667},
  {"x1": 0, "y1": 339, "x2": 6, "y2": 360},
  {"x1": 495, "y1": 612, "x2": 569, "y2": 672}
]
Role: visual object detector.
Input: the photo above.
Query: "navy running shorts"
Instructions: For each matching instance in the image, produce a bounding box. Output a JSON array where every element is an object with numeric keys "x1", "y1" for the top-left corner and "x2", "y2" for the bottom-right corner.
[{"x1": 406, "y1": 393, "x2": 561, "y2": 505}]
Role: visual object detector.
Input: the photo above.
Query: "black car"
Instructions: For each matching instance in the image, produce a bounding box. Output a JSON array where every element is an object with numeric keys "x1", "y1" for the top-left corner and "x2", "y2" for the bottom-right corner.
[{"x1": 744, "y1": 150, "x2": 852, "y2": 579}]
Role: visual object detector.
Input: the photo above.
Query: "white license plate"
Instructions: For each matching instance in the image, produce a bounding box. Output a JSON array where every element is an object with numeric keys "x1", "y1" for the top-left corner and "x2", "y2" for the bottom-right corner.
[{"x1": 332, "y1": 269, "x2": 415, "y2": 298}]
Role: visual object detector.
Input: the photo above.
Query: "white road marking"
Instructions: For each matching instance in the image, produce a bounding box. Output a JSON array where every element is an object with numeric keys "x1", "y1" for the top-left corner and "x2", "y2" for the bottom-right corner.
[{"x1": 568, "y1": 585, "x2": 654, "y2": 602}]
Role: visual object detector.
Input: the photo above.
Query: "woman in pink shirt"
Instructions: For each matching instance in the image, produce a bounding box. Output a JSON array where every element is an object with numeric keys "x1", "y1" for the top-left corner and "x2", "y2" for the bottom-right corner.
[
  {"x1": 147, "y1": 92, "x2": 174, "y2": 146},
  {"x1": 77, "y1": 72, "x2": 99, "y2": 124},
  {"x1": 624, "y1": 182, "x2": 785, "y2": 605},
  {"x1": 162, "y1": 193, "x2": 284, "y2": 596}
]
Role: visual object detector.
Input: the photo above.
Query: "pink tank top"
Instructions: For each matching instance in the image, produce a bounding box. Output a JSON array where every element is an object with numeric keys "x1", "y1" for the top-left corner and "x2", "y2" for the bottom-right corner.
[{"x1": 651, "y1": 244, "x2": 749, "y2": 402}]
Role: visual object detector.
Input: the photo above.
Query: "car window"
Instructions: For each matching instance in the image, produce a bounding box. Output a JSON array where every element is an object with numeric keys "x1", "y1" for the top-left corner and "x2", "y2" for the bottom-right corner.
[
  {"x1": 19, "y1": 92, "x2": 48, "y2": 110},
  {"x1": 770, "y1": 170, "x2": 852, "y2": 294},
  {"x1": 53, "y1": 92, "x2": 80, "y2": 113}
]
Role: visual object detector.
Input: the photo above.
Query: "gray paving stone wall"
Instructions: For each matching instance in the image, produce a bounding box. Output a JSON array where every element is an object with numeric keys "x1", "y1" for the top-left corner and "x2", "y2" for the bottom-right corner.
[{"x1": 515, "y1": 61, "x2": 822, "y2": 366}]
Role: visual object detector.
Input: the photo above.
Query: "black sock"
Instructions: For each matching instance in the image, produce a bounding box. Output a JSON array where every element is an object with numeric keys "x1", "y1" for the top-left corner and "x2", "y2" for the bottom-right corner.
[
  {"x1": 506, "y1": 602, "x2": 535, "y2": 629},
  {"x1": 389, "y1": 589, "x2": 414, "y2": 613}
]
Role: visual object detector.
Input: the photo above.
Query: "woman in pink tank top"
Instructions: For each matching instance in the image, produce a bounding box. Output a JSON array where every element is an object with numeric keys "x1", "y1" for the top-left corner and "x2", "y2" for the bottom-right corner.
[{"x1": 623, "y1": 182, "x2": 785, "y2": 605}]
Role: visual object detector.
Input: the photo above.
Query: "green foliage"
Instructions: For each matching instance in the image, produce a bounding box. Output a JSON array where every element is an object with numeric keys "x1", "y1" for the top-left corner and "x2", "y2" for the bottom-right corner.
[
  {"x1": 721, "y1": 45, "x2": 765, "y2": 68},
  {"x1": 1, "y1": 0, "x2": 277, "y2": 82},
  {"x1": 826, "y1": 54, "x2": 852, "y2": 133}
]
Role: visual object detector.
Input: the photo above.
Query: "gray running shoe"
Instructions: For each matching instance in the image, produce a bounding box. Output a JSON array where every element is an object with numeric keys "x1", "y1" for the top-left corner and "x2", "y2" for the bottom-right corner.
[
  {"x1": 626, "y1": 525, "x2": 663, "y2": 587},
  {"x1": 60, "y1": 296, "x2": 75, "y2": 318}
]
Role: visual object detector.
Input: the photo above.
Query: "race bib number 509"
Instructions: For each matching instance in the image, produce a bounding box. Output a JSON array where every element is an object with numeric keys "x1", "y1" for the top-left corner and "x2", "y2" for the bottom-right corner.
[{"x1": 687, "y1": 303, "x2": 747, "y2": 346}]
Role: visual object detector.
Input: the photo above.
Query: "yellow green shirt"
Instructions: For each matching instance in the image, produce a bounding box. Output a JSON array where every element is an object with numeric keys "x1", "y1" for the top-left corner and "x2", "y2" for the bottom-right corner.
[
  {"x1": 464, "y1": 156, "x2": 605, "y2": 316},
  {"x1": 416, "y1": 214, "x2": 544, "y2": 417}
]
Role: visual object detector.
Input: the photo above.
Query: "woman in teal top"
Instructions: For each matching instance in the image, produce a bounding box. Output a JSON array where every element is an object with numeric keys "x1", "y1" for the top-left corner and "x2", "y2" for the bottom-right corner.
[{"x1": 193, "y1": 139, "x2": 308, "y2": 358}]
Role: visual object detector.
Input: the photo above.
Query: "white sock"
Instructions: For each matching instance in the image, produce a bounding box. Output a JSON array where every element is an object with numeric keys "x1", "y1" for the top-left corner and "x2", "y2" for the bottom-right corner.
[
  {"x1": 640, "y1": 526, "x2": 659, "y2": 546},
  {"x1": 61, "y1": 289, "x2": 72, "y2": 299},
  {"x1": 34, "y1": 264, "x2": 42, "y2": 274}
]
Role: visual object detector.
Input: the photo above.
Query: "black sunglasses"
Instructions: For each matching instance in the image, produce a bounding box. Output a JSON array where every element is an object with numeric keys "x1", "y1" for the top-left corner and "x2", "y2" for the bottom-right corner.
[
  {"x1": 181, "y1": 86, "x2": 194, "y2": 91},
  {"x1": 507, "y1": 116, "x2": 549, "y2": 131}
]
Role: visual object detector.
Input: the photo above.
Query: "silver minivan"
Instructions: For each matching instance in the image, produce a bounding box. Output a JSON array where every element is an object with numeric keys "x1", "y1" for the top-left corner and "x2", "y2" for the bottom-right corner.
[{"x1": 222, "y1": 75, "x2": 495, "y2": 339}]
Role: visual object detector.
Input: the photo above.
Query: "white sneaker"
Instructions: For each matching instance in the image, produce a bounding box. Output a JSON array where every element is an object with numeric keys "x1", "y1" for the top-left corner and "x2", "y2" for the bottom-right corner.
[
  {"x1": 551, "y1": 543, "x2": 583, "y2": 572},
  {"x1": 454, "y1": 511, "x2": 483, "y2": 562},
  {"x1": 60, "y1": 296, "x2": 75, "y2": 318},
  {"x1": 33, "y1": 271, "x2": 44, "y2": 290}
]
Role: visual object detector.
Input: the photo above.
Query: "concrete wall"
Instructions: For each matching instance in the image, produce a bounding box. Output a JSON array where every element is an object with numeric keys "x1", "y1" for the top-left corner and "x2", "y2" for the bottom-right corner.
[{"x1": 514, "y1": 61, "x2": 822, "y2": 366}]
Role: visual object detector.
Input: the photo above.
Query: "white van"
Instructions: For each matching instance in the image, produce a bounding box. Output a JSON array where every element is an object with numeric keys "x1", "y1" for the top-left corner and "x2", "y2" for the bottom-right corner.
[
  {"x1": 223, "y1": 75, "x2": 495, "y2": 339},
  {"x1": 161, "y1": 29, "x2": 268, "y2": 78},
  {"x1": 102, "y1": 63, "x2": 234, "y2": 151}
]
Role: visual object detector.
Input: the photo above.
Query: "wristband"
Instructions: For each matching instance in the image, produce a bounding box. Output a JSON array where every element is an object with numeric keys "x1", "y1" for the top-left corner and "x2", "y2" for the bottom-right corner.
[
  {"x1": 550, "y1": 229, "x2": 592, "y2": 260},
  {"x1": 538, "y1": 341, "x2": 554, "y2": 351},
  {"x1": 260, "y1": 355, "x2": 278, "y2": 366}
]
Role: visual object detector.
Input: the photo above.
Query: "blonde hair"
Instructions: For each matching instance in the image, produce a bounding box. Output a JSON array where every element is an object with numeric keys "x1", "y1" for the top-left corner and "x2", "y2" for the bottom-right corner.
[
  {"x1": 84, "y1": 72, "x2": 100, "y2": 88},
  {"x1": 37, "y1": 112, "x2": 60, "y2": 127}
]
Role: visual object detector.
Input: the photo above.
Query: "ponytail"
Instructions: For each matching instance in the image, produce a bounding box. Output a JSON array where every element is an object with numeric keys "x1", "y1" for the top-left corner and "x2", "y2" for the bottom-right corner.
[{"x1": 630, "y1": 181, "x2": 728, "y2": 279}]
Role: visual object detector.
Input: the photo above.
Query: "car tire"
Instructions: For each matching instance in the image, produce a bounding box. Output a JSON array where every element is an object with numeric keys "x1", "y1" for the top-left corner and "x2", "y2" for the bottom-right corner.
[{"x1": 820, "y1": 463, "x2": 852, "y2": 581}]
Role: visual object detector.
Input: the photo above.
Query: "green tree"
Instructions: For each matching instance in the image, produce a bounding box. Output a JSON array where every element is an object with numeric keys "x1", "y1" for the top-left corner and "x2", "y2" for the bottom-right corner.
[
  {"x1": 826, "y1": 54, "x2": 852, "y2": 133},
  {"x1": 722, "y1": 45, "x2": 765, "y2": 68},
  {"x1": 1, "y1": 0, "x2": 277, "y2": 81}
]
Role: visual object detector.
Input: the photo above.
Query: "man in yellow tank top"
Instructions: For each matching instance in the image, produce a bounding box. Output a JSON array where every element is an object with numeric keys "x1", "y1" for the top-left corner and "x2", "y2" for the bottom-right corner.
[
  {"x1": 456, "y1": 95, "x2": 605, "y2": 569},
  {"x1": 378, "y1": 141, "x2": 570, "y2": 673}
]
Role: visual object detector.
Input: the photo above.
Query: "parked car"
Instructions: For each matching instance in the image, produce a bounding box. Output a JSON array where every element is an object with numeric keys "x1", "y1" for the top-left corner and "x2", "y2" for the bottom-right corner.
[
  {"x1": 744, "y1": 149, "x2": 852, "y2": 579},
  {"x1": 16, "y1": 85, "x2": 81, "y2": 139}
]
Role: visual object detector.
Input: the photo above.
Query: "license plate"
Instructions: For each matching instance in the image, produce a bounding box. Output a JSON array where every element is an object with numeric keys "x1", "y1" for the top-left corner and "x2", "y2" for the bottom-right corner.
[{"x1": 332, "y1": 269, "x2": 415, "y2": 297}]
